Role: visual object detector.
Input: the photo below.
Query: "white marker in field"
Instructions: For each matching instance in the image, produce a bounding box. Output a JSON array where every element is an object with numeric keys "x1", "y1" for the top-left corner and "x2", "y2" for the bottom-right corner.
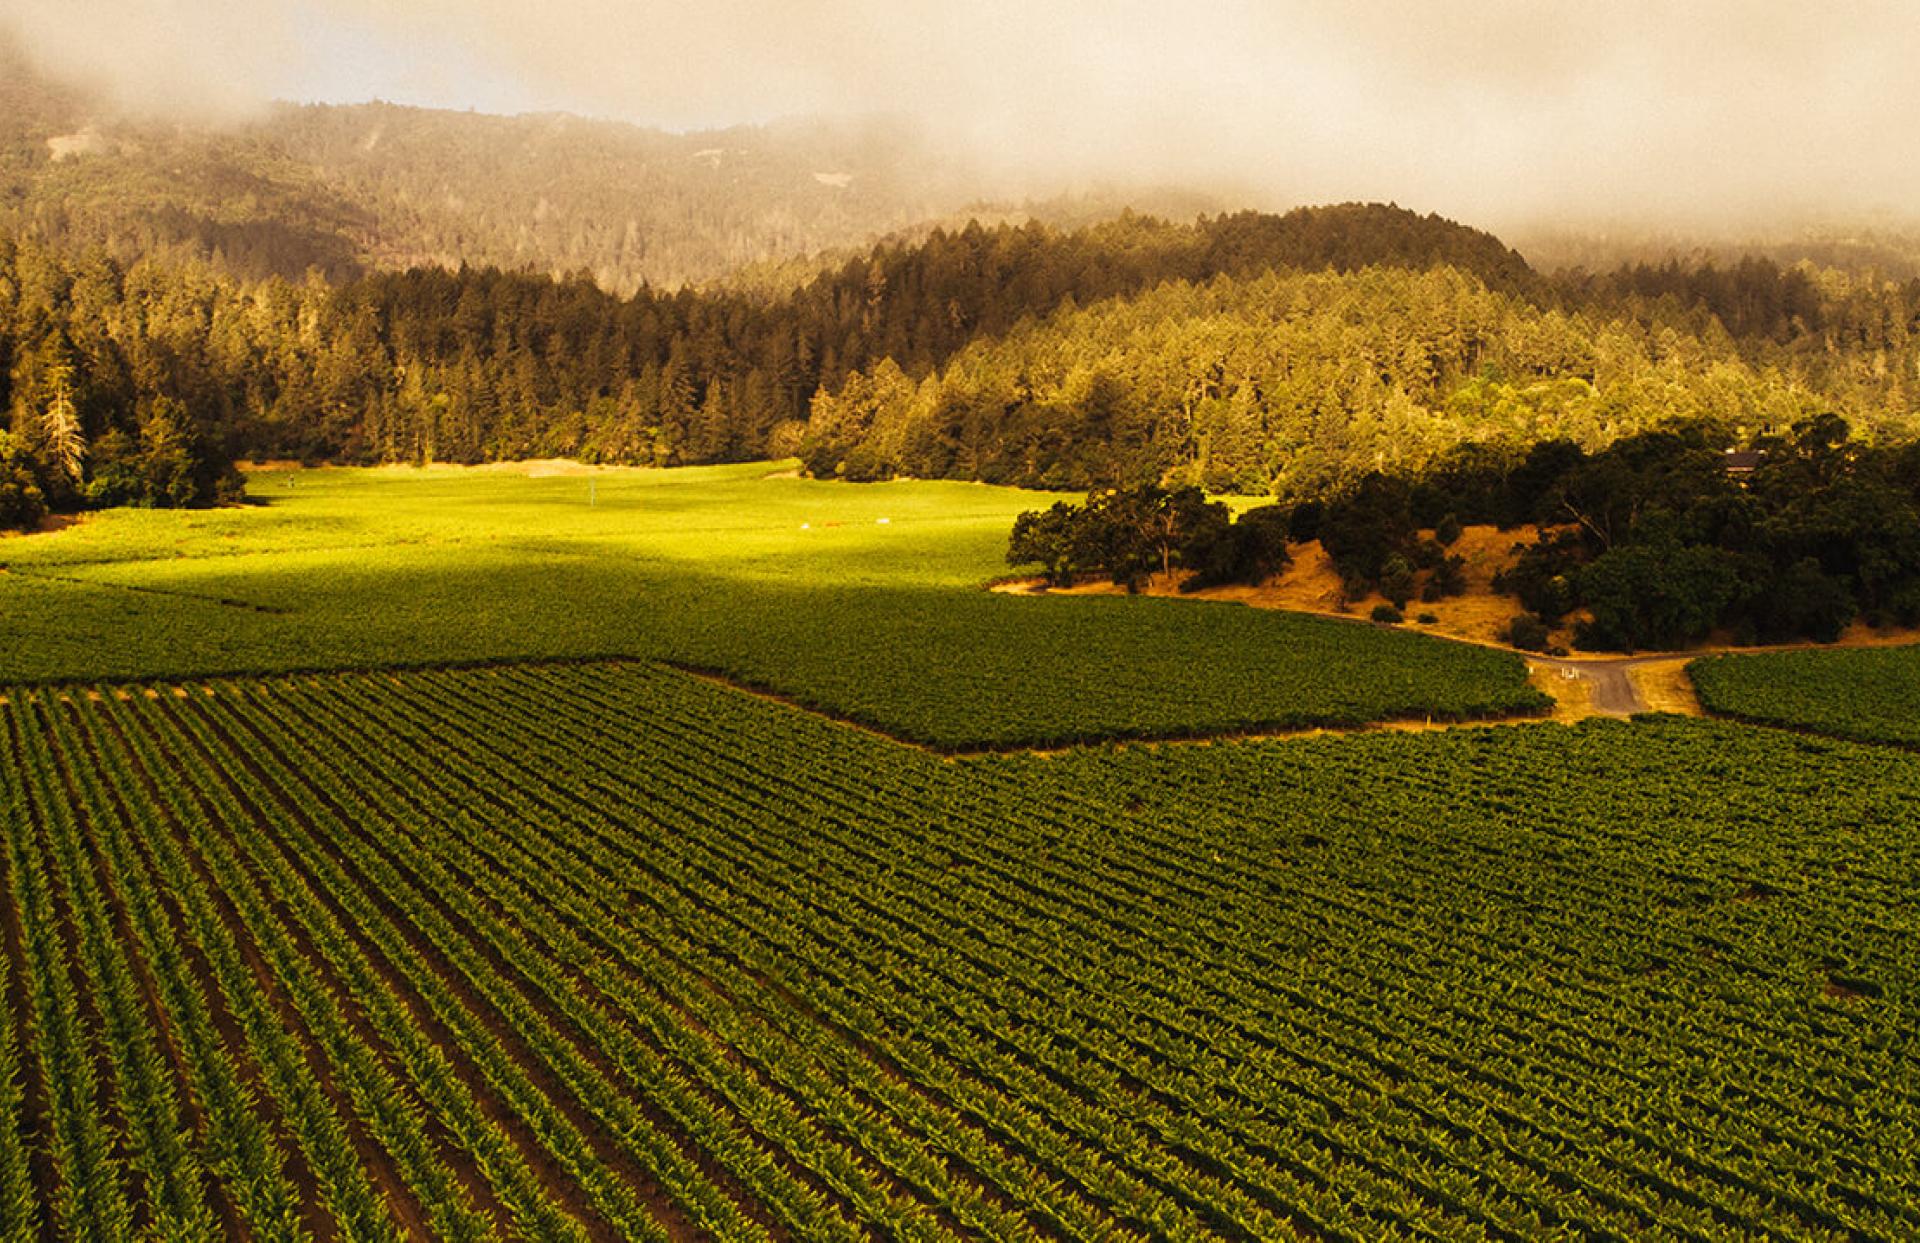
[
  {"x1": 800, "y1": 522, "x2": 811, "y2": 530},
  {"x1": 877, "y1": 517, "x2": 890, "y2": 525}
]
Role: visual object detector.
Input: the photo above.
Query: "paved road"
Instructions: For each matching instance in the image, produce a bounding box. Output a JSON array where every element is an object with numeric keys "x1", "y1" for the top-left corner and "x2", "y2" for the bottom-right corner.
[
  {"x1": 995, "y1": 578, "x2": 1773, "y2": 720},
  {"x1": 1530, "y1": 655, "x2": 1675, "y2": 716}
]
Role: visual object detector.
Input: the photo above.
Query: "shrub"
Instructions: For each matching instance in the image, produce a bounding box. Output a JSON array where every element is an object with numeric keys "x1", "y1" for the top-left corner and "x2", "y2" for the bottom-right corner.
[
  {"x1": 1427, "y1": 554, "x2": 1468, "y2": 600},
  {"x1": 1378, "y1": 554, "x2": 1416, "y2": 609},
  {"x1": 1371, "y1": 604, "x2": 1405, "y2": 624},
  {"x1": 1575, "y1": 542, "x2": 1744, "y2": 651},
  {"x1": 1182, "y1": 502, "x2": 1287, "y2": 590},
  {"x1": 1494, "y1": 531, "x2": 1584, "y2": 622},
  {"x1": 1502, "y1": 614, "x2": 1551, "y2": 651},
  {"x1": 1287, "y1": 499, "x2": 1323, "y2": 543}
]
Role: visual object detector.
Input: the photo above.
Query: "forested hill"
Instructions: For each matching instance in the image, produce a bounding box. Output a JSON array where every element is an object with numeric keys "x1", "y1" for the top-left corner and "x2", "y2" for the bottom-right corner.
[
  {"x1": 4, "y1": 192, "x2": 1916, "y2": 531},
  {"x1": 0, "y1": 203, "x2": 1541, "y2": 475},
  {"x1": 800, "y1": 263, "x2": 1920, "y2": 495},
  {"x1": 0, "y1": 44, "x2": 990, "y2": 291}
]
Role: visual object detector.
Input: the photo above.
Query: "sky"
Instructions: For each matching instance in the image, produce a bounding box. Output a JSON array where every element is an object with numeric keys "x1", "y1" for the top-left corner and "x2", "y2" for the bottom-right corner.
[{"x1": 5, "y1": 0, "x2": 1918, "y2": 231}]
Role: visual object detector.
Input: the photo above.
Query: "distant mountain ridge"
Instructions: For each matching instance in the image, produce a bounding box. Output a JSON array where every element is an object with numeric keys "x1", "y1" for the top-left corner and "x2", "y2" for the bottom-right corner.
[{"x1": 0, "y1": 43, "x2": 1042, "y2": 290}]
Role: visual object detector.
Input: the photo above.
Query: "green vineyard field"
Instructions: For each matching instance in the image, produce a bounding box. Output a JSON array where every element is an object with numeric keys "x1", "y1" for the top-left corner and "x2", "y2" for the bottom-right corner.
[
  {"x1": 1, "y1": 661, "x2": 1913, "y2": 1239},
  {"x1": 1692, "y1": 645, "x2": 1920, "y2": 746}
]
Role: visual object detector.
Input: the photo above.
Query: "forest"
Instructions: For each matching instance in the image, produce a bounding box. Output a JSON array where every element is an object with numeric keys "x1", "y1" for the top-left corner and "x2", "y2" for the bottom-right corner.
[
  {"x1": 0, "y1": 40, "x2": 979, "y2": 291},
  {"x1": 0, "y1": 203, "x2": 1533, "y2": 516},
  {"x1": 3, "y1": 197, "x2": 1918, "y2": 542},
  {"x1": 805, "y1": 257, "x2": 1917, "y2": 496},
  {"x1": 1010, "y1": 414, "x2": 1920, "y2": 650}
]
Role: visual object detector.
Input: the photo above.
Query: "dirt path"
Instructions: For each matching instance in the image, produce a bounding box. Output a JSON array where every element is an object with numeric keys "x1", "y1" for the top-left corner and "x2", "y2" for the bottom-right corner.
[
  {"x1": 990, "y1": 573, "x2": 1920, "y2": 724},
  {"x1": 996, "y1": 576, "x2": 1706, "y2": 721},
  {"x1": 1528, "y1": 655, "x2": 1702, "y2": 718}
]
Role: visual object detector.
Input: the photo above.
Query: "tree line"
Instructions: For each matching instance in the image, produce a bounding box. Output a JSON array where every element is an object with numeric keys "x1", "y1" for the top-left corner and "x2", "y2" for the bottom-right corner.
[
  {"x1": 1007, "y1": 487, "x2": 1295, "y2": 594},
  {"x1": 1009, "y1": 415, "x2": 1920, "y2": 651},
  {"x1": 0, "y1": 205, "x2": 1535, "y2": 527},
  {"x1": 804, "y1": 261, "x2": 1919, "y2": 497},
  {"x1": 5, "y1": 200, "x2": 1919, "y2": 541}
]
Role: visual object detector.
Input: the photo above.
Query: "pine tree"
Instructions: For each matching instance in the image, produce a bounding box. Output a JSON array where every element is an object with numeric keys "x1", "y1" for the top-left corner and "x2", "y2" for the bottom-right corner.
[{"x1": 40, "y1": 358, "x2": 86, "y2": 485}]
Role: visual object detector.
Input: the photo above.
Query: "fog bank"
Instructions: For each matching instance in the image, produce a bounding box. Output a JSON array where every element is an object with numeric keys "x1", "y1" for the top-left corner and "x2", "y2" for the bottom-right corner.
[{"x1": 7, "y1": 0, "x2": 1916, "y2": 231}]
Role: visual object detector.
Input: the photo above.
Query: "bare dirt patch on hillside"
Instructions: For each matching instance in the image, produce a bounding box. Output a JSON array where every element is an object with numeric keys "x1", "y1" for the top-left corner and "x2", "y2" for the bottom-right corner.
[{"x1": 1006, "y1": 524, "x2": 1551, "y2": 648}]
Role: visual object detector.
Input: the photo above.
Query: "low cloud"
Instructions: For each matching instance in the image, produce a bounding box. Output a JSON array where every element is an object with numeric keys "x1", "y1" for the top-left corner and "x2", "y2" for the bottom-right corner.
[{"x1": 7, "y1": 0, "x2": 1918, "y2": 230}]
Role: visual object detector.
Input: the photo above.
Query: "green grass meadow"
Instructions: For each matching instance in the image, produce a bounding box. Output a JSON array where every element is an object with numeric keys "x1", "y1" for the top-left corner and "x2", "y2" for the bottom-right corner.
[{"x1": 0, "y1": 462, "x2": 1544, "y2": 746}]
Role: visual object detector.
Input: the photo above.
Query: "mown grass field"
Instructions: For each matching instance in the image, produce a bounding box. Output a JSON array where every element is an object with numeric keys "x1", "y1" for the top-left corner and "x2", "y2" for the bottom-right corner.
[
  {"x1": 0, "y1": 663, "x2": 1914, "y2": 1240},
  {"x1": 0, "y1": 464, "x2": 1542, "y2": 745}
]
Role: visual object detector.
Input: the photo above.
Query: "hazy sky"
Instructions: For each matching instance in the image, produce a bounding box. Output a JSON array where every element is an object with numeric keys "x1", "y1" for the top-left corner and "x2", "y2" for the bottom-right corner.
[{"x1": 6, "y1": 1, "x2": 1917, "y2": 229}]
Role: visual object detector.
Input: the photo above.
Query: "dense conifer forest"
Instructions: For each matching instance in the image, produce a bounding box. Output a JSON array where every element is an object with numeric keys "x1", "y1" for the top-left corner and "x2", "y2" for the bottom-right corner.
[
  {"x1": 5, "y1": 198, "x2": 1917, "y2": 534},
  {"x1": 0, "y1": 203, "x2": 1536, "y2": 501}
]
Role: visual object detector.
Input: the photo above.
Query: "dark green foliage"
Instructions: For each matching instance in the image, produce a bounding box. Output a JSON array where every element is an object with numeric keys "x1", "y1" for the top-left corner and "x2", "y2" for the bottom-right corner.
[
  {"x1": 1336, "y1": 417, "x2": 1920, "y2": 650},
  {"x1": 1006, "y1": 502, "x2": 1087, "y2": 588},
  {"x1": 1503, "y1": 440, "x2": 1589, "y2": 527},
  {"x1": 1434, "y1": 512, "x2": 1463, "y2": 546},
  {"x1": 1182, "y1": 504, "x2": 1292, "y2": 591},
  {"x1": 1008, "y1": 486, "x2": 1296, "y2": 594},
  {"x1": 1079, "y1": 486, "x2": 1225, "y2": 590},
  {"x1": 1500, "y1": 614, "x2": 1552, "y2": 651},
  {"x1": 1574, "y1": 543, "x2": 1745, "y2": 652},
  {"x1": 83, "y1": 400, "x2": 241, "y2": 509},
  {"x1": 1378, "y1": 555, "x2": 1416, "y2": 609},
  {"x1": 0, "y1": 250, "x2": 242, "y2": 517},
  {"x1": 1749, "y1": 558, "x2": 1856, "y2": 644},
  {"x1": 1562, "y1": 255, "x2": 1831, "y2": 344},
  {"x1": 0, "y1": 429, "x2": 45, "y2": 530},
  {"x1": 1287, "y1": 500, "x2": 1324, "y2": 543},
  {"x1": 1494, "y1": 532, "x2": 1584, "y2": 622},
  {"x1": 1370, "y1": 604, "x2": 1404, "y2": 624},
  {"x1": 1318, "y1": 474, "x2": 1416, "y2": 591}
]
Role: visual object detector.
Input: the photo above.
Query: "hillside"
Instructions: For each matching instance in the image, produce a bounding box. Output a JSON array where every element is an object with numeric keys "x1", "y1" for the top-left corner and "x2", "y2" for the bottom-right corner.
[
  {"x1": 1517, "y1": 219, "x2": 1920, "y2": 282},
  {"x1": 0, "y1": 202, "x2": 1548, "y2": 484},
  {"x1": 800, "y1": 260, "x2": 1920, "y2": 494},
  {"x1": 0, "y1": 43, "x2": 989, "y2": 290}
]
